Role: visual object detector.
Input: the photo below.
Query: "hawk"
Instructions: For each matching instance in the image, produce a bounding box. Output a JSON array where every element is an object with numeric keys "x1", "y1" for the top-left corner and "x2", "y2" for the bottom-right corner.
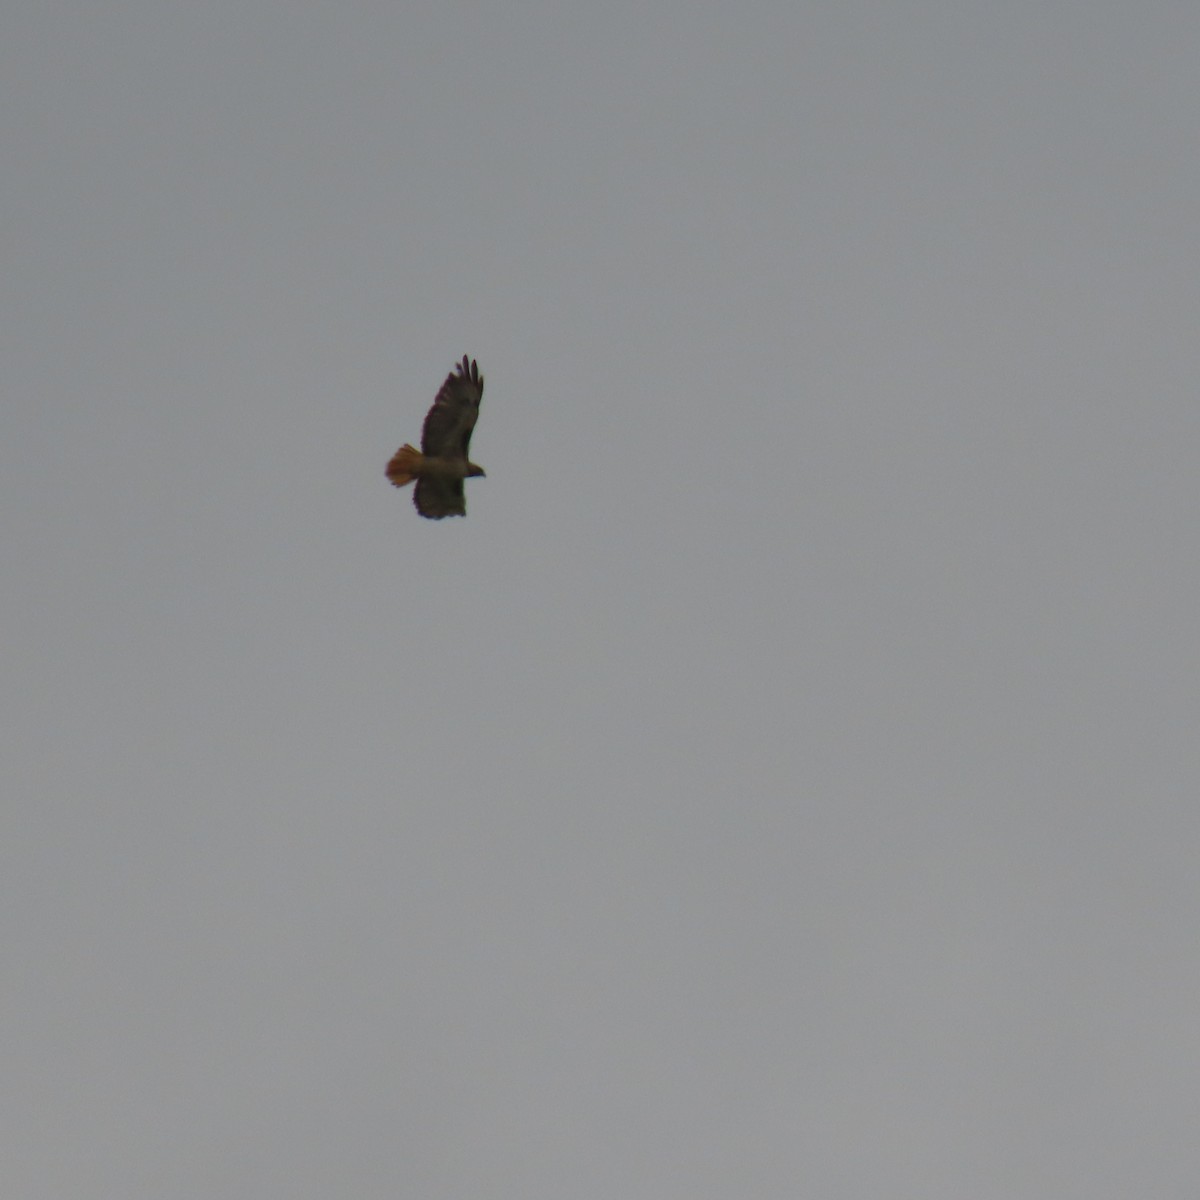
[{"x1": 386, "y1": 356, "x2": 485, "y2": 519}]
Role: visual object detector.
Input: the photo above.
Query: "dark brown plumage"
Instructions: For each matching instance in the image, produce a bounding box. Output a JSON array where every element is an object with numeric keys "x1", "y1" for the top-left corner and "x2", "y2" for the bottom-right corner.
[{"x1": 385, "y1": 356, "x2": 485, "y2": 519}]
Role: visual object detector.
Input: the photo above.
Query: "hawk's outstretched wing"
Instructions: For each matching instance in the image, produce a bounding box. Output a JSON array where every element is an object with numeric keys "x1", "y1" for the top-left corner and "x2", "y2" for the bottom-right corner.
[
  {"x1": 421, "y1": 356, "x2": 483, "y2": 462},
  {"x1": 414, "y1": 474, "x2": 467, "y2": 519}
]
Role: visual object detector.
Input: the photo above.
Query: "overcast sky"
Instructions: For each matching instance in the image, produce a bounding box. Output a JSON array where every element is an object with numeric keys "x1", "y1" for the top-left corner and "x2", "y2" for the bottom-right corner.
[{"x1": 5, "y1": 3, "x2": 1199, "y2": 1197}]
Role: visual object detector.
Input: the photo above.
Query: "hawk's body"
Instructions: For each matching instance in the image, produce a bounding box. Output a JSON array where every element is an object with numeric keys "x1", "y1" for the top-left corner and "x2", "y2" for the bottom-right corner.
[{"x1": 386, "y1": 356, "x2": 485, "y2": 518}]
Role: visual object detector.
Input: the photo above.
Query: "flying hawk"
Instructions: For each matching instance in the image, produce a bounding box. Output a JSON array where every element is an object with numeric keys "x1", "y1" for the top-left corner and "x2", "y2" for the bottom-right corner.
[{"x1": 386, "y1": 356, "x2": 485, "y2": 519}]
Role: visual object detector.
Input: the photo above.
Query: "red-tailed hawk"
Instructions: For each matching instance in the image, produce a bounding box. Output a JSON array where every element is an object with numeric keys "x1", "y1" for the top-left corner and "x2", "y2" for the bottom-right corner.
[{"x1": 385, "y1": 356, "x2": 485, "y2": 519}]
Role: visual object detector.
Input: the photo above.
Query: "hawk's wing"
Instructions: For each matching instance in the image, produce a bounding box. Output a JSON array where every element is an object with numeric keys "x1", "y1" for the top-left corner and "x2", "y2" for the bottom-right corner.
[
  {"x1": 421, "y1": 356, "x2": 483, "y2": 461},
  {"x1": 413, "y1": 475, "x2": 467, "y2": 519}
]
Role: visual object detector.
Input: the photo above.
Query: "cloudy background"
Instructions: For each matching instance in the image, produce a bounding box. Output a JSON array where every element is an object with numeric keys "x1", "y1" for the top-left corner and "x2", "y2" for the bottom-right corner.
[{"x1": 5, "y1": 2, "x2": 1199, "y2": 1196}]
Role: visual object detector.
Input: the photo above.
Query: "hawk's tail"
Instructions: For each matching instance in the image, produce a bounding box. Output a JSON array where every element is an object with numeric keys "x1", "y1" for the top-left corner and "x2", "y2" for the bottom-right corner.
[{"x1": 386, "y1": 444, "x2": 423, "y2": 488}]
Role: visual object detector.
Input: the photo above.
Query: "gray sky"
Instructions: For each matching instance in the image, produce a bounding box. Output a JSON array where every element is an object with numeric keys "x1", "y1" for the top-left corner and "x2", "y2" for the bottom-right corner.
[{"x1": 5, "y1": 3, "x2": 1199, "y2": 1196}]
